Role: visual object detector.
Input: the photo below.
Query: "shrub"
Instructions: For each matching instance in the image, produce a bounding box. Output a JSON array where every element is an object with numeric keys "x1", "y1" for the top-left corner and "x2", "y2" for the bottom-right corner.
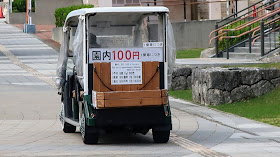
[
  {"x1": 54, "y1": 4, "x2": 93, "y2": 27},
  {"x1": 12, "y1": 0, "x2": 35, "y2": 13},
  {"x1": 218, "y1": 20, "x2": 260, "y2": 51}
]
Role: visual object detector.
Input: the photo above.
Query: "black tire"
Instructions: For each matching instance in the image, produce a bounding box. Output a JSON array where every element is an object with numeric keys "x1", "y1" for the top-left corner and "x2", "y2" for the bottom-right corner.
[
  {"x1": 60, "y1": 79, "x2": 76, "y2": 133},
  {"x1": 152, "y1": 129, "x2": 170, "y2": 143},
  {"x1": 80, "y1": 110, "x2": 99, "y2": 144},
  {"x1": 60, "y1": 103, "x2": 76, "y2": 133},
  {"x1": 63, "y1": 80, "x2": 73, "y2": 118}
]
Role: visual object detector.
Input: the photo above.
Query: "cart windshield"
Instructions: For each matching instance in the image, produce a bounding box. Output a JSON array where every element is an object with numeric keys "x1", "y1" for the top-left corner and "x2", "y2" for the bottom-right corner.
[{"x1": 88, "y1": 13, "x2": 165, "y2": 49}]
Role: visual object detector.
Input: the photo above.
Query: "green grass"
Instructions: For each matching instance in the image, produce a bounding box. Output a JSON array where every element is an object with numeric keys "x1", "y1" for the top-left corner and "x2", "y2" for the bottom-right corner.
[
  {"x1": 176, "y1": 48, "x2": 205, "y2": 59},
  {"x1": 168, "y1": 89, "x2": 193, "y2": 102},
  {"x1": 210, "y1": 87, "x2": 280, "y2": 127},
  {"x1": 168, "y1": 63, "x2": 280, "y2": 127}
]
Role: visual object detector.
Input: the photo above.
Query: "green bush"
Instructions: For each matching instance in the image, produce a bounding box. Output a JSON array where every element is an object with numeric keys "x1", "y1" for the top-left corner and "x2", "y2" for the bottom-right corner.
[
  {"x1": 12, "y1": 0, "x2": 35, "y2": 13},
  {"x1": 54, "y1": 4, "x2": 94, "y2": 27},
  {"x1": 218, "y1": 20, "x2": 260, "y2": 51}
]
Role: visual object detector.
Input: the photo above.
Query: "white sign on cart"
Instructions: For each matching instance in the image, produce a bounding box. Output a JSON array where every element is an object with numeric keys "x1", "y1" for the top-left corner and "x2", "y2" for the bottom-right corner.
[{"x1": 111, "y1": 62, "x2": 142, "y2": 85}]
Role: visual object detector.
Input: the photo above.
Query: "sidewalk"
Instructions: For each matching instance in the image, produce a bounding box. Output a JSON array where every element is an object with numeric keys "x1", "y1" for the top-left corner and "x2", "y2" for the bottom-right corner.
[
  {"x1": 0, "y1": 19, "x2": 58, "y2": 87},
  {"x1": 170, "y1": 97, "x2": 280, "y2": 157},
  {"x1": 13, "y1": 24, "x2": 60, "y2": 51}
]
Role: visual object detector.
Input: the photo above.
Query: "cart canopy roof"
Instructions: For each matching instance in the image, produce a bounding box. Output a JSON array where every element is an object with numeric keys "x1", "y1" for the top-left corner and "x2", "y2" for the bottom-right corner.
[{"x1": 64, "y1": 6, "x2": 169, "y2": 27}]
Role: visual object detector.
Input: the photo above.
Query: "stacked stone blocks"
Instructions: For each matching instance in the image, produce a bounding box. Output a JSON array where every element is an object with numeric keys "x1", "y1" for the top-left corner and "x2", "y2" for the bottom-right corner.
[
  {"x1": 192, "y1": 67, "x2": 280, "y2": 105},
  {"x1": 171, "y1": 67, "x2": 193, "y2": 90}
]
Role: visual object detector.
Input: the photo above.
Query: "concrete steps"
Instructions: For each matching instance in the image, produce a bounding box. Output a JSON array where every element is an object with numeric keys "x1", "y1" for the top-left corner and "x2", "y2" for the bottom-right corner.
[
  {"x1": 225, "y1": 31, "x2": 279, "y2": 59},
  {"x1": 223, "y1": 52, "x2": 261, "y2": 59},
  {"x1": 233, "y1": 47, "x2": 271, "y2": 53},
  {"x1": 245, "y1": 42, "x2": 279, "y2": 47}
]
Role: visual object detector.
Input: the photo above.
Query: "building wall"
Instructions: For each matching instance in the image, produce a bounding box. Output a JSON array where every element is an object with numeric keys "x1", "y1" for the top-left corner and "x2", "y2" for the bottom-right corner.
[
  {"x1": 209, "y1": 0, "x2": 221, "y2": 20},
  {"x1": 172, "y1": 20, "x2": 216, "y2": 49},
  {"x1": 221, "y1": 2, "x2": 227, "y2": 18},
  {"x1": 35, "y1": 0, "x2": 82, "y2": 24},
  {"x1": 83, "y1": 0, "x2": 99, "y2": 6},
  {"x1": 163, "y1": 1, "x2": 192, "y2": 22},
  {"x1": 110, "y1": 0, "x2": 194, "y2": 22},
  {"x1": 198, "y1": 0, "x2": 209, "y2": 19},
  {"x1": 7, "y1": 0, "x2": 82, "y2": 24}
]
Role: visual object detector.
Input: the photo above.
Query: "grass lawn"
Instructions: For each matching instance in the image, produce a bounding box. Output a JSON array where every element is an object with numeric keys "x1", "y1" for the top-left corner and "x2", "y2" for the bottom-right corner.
[
  {"x1": 168, "y1": 67, "x2": 280, "y2": 127},
  {"x1": 176, "y1": 48, "x2": 205, "y2": 59},
  {"x1": 211, "y1": 87, "x2": 280, "y2": 127},
  {"x1": 168, "y1": 89, "x2": 193, "y2": 102}
]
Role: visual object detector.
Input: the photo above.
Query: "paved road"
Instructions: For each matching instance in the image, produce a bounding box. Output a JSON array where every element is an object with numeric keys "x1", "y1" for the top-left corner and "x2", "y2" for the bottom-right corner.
[{"x1": 1, "y1": 19, "x2": 280, "y2": 157}]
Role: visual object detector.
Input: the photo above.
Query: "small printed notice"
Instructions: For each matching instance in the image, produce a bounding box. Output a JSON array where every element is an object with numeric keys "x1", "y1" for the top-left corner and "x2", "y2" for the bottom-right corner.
[
  {"x1": 111, "y1": 62, "x2": 142, "y2": 85},
  {"x1": 143, "y1": 42, "x2": 163, "y2": 48}
]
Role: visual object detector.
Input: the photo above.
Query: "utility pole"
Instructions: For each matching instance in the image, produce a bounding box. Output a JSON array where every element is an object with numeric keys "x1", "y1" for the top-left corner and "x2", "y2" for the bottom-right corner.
[
  {"x1": 24, "y1": 0, "x2": 35, "y2": 34},
  {"x1": 26, "y1": 0, "x2": 28, "y2": 23},
  {"x1": 27, "y1": 0, "x2": 32, "y2": 24},
  {"x1": 9, "y1": 0, "x2": 12, "y2": 13},
  {"x1": 184, "y1": 0, "x2": 186, "y2": 22}
]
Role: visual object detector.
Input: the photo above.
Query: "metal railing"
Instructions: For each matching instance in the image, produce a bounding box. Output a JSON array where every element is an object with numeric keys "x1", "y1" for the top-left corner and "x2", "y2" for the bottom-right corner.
[{"x1": 209, "y1": 0, "x2": 280, "y2": 58}]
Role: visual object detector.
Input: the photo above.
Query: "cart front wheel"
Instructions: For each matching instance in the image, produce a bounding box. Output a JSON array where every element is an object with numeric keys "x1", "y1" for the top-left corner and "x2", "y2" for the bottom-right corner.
[
  {"x1": 80, "y1": 111, "x2": 99, "y2": 144},
  {"x1": 60, "y1": 103, "x2": 76, "y2": 133},
  {"x1": 63, "y1": 122, "x2": 76, "y2": 133},
  {"x1": 152, "y1": 129, "x2": 170, "y2": 143}
]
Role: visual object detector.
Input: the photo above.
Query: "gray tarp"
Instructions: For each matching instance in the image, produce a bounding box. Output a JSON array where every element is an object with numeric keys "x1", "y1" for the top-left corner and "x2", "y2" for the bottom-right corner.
[
  {"x1": 73, "y1": 16, "x2": 85, "y2": 88},
  {"x1": 56, "y1": 30, "x2": 69, "y2": 89}
]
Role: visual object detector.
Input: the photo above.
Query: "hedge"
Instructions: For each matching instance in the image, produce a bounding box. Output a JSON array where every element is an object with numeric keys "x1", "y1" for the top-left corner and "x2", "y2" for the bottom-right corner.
[
  {"x1": 218, "y1": 21, "x2": 260, "y2": 51},
  {"x1": 12, "y1": 0, "x2": 35, "y2": 13},
  {"x1": 54, "y1": 4, "x2": 93, "y2": 27}
]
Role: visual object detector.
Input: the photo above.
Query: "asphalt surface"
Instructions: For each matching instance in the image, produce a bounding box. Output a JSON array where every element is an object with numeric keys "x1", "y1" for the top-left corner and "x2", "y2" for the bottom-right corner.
[{"x1": 1, "y1": 18, "x2": 280, "y2": 157}]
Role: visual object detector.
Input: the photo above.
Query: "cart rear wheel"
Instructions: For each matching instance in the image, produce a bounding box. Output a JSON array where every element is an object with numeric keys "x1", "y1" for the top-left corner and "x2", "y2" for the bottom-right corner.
[
  {"x1": 152, "y1": 129, "x2": 170, "y2": 143},
  {"x1": 80, "y1": 110, "x2": 99, "y2": 144}
]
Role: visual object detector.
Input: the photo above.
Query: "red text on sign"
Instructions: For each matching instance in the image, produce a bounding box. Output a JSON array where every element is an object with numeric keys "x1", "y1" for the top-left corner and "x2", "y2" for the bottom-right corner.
[{"x1": 112, "y1": 50, "x2": 140, "y2": 61}]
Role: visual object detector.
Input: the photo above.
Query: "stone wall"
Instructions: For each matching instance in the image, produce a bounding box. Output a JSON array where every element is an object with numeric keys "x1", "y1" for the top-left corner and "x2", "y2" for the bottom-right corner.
[
  {"x1": 192, "y1": 67, "x2": 280, "y2": 106},
  {"x1": 171, "y1": 67, "x2": 193, "y2": 90}
]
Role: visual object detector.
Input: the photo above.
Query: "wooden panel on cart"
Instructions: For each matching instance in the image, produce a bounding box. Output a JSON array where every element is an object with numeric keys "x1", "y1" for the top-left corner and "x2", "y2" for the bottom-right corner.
[
  {"x1": 96, "y1": 89, "x2": 167, "y2": 108},
  {"x1": 93, "y1": 62, "x2": 160, "y2": 92}
]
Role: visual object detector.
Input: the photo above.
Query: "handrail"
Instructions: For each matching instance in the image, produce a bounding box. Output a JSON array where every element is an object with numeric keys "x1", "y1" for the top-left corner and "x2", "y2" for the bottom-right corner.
[
  {"x1": 252, "y1": 26, "x2": 280, "y2": 45},
  {"x1": 209, "y1": 7, "x2": 280, "y2": 44},
  {"x1": 209, "y1": 32, "x2": 227, "y2": 45},
  {"x1": 209, "y1": 1, "x2": 280, "y2": 38},
  {"x1": 251, "y1": 17, "x2": 280, "y2": 38},
  {"x1": 218, "y1": 7, "x2": 280, "y2": 33},
  {"x1": 216, "y1": 0, "x2": 265, "y2": 24},
  {"x1": 209, "y1": 8, "x2": 280, "y2": 44},
  {"x1": 218, "y1": 17, "x2": 280, "y2": 41}
]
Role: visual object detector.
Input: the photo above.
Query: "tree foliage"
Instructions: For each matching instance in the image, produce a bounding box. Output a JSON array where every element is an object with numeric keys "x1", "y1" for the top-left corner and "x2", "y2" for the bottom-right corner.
[{"x1": 12, "y1": 0, "x2": 35, "y2": 12}]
